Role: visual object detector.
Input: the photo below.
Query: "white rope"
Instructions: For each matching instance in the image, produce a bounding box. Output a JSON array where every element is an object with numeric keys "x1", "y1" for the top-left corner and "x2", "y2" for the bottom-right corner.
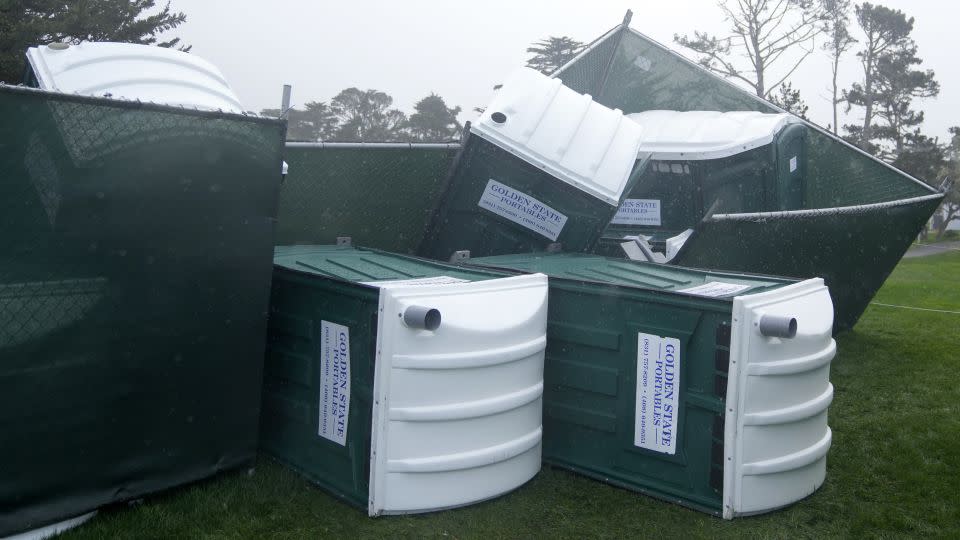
[{"x1": 871, "y1": 302, "x2": 960, "y2": 315}]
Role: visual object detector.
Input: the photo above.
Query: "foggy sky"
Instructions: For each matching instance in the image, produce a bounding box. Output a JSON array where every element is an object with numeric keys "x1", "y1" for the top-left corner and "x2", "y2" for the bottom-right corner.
[{"x1": 165, "y1": 0, "x2": 957, "y2": 140}]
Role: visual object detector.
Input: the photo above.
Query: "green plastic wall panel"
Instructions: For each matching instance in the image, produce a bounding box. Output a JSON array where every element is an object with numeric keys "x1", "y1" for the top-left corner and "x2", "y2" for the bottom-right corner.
[
  {"x1": 419, "y1": 137, "x2": 640, "y2": 261},
  {"x1": 0, "y1": 85, "x2": 285, "y2": 536},
  {"x1": 468, "y1": 253, "x2": 794, "y2": 514},
  {"x1": 261, "y1": 268, "x2": 379, "y2": 509},
  {"x1": 276, "y1": 145, "x2": 457, "y2": 252},
  {"x1": 261, "y1": 245, "x2": 506, "y2": 509}
]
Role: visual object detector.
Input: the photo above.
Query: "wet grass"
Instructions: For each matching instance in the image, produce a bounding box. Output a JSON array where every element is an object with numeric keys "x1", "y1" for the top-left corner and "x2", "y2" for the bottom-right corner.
[{"x1": 63, "y1": 252, "x2": 960, "y2": 539}]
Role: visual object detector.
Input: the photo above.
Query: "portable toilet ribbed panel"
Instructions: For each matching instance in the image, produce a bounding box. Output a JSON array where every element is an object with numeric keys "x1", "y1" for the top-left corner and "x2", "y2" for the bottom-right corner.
[
  {"x1": 418, "y1": 67, "x2": 646, "y2": 261},
  {"x1": 600, "y1": 111, "x2": 806, "y2": 256},
  {"x1": 261, "y1": 245, "x2": 548, "y2": 515},
  {"x1": 468, "y1": 253, "x2": 834, "y2": 518}
]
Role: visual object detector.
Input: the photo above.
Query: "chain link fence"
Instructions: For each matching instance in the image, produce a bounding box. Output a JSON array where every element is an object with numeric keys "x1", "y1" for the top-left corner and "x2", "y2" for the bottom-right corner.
[
  {"x1": 0, "y1": 84, "x2": 285, "y2": 536},
  {"x1": 277, "y1": 143, "x2": 459, "y2": 252}
]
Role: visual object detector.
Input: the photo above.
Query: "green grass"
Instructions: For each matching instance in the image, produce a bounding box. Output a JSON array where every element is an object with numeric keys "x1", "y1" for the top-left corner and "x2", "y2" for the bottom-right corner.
[{"x1": 63, "y1": 253, "x2": 960, "y2": 539}]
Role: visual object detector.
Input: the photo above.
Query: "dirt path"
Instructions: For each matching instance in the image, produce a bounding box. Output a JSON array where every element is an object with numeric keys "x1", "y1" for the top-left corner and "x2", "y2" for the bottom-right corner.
[{"x1": 904, "y1": 241, "x2": 960, "y2": 258}]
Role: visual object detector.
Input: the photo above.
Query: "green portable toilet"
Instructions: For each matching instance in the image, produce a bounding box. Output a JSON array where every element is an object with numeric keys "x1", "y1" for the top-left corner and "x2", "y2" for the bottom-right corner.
[
  {"x1": 468, "y1": 253, "x2": 835, "y2": 518},
  {"x1": 261, "y1": 245, "x2": 549, "y2": 516},
  {"x1": 600, "y1": 111, "x2": 806, "y2": 257},
  {"x1": 418, "y1": 67, "x2": 647, "y2": 261}
]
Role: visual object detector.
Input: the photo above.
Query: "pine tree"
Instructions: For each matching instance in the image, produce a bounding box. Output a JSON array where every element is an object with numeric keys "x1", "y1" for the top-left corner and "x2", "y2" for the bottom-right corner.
[
  {"x1": 407, "y1": 94, "x2": 462, "y2": 142},
  {"x1": 843, "y1": 4, "x2": 936, "y2": 153},
  {"x1": 770, "y1": 82, "x2": 809, "y2": 119},
  {"x1": 525, "y1": 36, "x2": 584, "y2": 75},
  {"x1": 0, "y1": 0, "x2": 188, "y2": 83}
]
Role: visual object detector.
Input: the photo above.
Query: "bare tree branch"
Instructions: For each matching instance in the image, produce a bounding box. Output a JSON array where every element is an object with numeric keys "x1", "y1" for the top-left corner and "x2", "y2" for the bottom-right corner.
[{"x1": 675, "y1": 0, "x2": 824, "y2": 97}]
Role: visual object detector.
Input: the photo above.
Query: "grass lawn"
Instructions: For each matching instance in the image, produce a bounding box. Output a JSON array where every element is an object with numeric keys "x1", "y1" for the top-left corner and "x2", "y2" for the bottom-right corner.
[{"x1": 63, "y1": 252, "x2": 960, "y2": 539}]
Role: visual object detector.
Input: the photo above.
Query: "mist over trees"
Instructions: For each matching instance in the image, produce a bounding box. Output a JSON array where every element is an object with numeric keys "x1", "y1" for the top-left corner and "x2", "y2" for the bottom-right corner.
[
  {"x1": 934, "y1": 127, "x2": 960, "y2": 238},
  {"x1": 263, "y1": 90, "x2": 462, "y2": 143},
  {"x1": 0, "y1": 0, "x2": 188, "y2": 83}
]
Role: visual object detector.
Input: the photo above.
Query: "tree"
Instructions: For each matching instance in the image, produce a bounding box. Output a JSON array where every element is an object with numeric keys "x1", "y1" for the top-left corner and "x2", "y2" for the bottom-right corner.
[
  {"x1": 820, "y1": 0, "x2": 856, "y2": 134},
  {"x1": 769, "y1": 81, "x2": 809, "y2": 118},
  {"x1": 525, "y1": 36, "x2": 584, "y2": 75},
  {"x1": 842, "y1": 3, "x2": 927, "y2": 151},
  {"x1": 870, "y1": 49, "x2": 938, "y2": 158},
  {"x1": 262, "y1": 101, "x2": 339, "y2": 142},
  {"x1": 674, "y1": 0, "x2": 824, "y2": 98},
  {"x1": 407, "y1": 93, "x2": 462, "y2": 142},
  {"x1": 935, "y1": 127, "x2": 960, "y2": 239},
  {"x1": 0, "y1": 0, "x2": 188, "y2": 83},
  {"x1": 330, "y1": 88, "x2": 408, "y2": 142},
  {"x1": 891, "y1": 130, "x2": 944, "y2": 183}
]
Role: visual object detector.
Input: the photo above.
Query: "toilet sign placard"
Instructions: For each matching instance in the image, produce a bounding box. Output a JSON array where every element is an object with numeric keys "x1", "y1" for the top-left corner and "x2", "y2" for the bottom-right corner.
[
  {"x1": 634, "y1": 332, "x2": 681, "y2": 455},
  {"x1": 319, "y1": 320, "x2": 350, "y2": 446}
]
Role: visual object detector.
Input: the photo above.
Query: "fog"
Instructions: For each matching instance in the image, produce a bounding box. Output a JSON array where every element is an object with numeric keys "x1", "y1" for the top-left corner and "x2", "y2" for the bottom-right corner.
[{"x1": 166, "y1": 0, "x2": 958, "y2": 139}]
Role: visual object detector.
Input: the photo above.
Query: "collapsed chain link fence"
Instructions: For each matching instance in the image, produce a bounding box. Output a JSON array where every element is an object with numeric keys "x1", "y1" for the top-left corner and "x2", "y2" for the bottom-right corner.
[{"x1": 0, "y1": 84, "x2": 285, "y2": 536}]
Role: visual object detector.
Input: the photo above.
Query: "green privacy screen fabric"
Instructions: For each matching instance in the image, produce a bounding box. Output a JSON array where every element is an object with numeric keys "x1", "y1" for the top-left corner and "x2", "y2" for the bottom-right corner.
[
  {"x1": 0, "y1": 85, "x2": 285, "y2": 536},
  {"x1": 672, "y1": 195, "x2": 943, "y2": 330},
  {"x1": 276, "y1": 143, "x2": 459, "y2": 252},
  {"x1": 556, "y1": 25, "x2": 943, "y2": 330}
]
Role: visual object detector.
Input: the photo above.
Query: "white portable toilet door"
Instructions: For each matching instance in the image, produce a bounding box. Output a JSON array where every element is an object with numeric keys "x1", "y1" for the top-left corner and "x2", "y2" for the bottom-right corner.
[{"x1": 366, "y1": 274, "x2": 548, "y2": 516}]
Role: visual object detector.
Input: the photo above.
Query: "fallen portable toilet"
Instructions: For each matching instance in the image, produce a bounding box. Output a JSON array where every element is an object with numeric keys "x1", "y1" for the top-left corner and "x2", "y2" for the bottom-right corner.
[
  {"x1": 601, "y1": 110, "x2": 806, "y2": 259},
  {"x1": 468, "y1": 252, "x2": 835, "y2": 518},
  {"x1": 261, "y1": 245, "x2": 548, "y2": 515},
  {"x1": 418, "y1": 67, "x2": 647, "y2": 261}
]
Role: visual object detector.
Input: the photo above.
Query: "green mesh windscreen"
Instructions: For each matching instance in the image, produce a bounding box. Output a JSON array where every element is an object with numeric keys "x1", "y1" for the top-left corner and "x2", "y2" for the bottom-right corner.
[
  {"x1": 562, "y1": 28, "x2": 937, "y2": 207},
  {"x1": 277, "y1": 145, "x2": 458, "y2": 252},
  {"x1": 597, "y1": 30, "x2": 772, "y2": 113},
  {"x1": 805, "y1": 130, "x2": 934, "y2": 207},
  {"x1": 555, "y1": 25, "x2": 943, "y2": 330},
  {"x1": 674, "y1": 196, "x2": 943, "y2": 331},
  {"x1": 0, "y1": 85, "x2": 285, "y2": 536},
  {"x1": 554, "y1": 26, "x2": 623, "y2": 96}
]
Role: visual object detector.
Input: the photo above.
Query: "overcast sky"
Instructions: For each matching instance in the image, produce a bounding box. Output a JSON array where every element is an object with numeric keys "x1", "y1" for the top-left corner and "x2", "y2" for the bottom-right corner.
[{"x1": 165, "y1": 0, "x2": 957, "y2": 140}]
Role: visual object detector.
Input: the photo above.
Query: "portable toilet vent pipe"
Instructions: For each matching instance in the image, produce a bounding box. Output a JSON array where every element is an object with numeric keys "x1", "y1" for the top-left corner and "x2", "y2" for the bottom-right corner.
[
  {"x1": 261, "y1": 245, "x2": 549, "y2": 516},
  {"x1": 468, "y1": 253, "x2": 835, "y2": 519},
  {"x1": 600, "y1": 110, "x2": 806, "y2": 258},
  {"x1": 418, "y1": 67, "x2": 647, "y2": 261}
]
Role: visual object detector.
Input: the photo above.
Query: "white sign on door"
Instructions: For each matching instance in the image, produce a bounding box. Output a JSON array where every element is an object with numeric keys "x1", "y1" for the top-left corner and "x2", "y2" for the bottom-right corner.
[
  {"x1": 477, "y1": 179, "x2": 568, "y2": 241},
  {"x1": 635, "y1": 332, "x2": 681, "y2": 455},
  {"x1": 611, "y1": 199, "x2": 662, "y2": 226},
  {"x1": 318, "y1": 320, "x2": 350, "y2": 446}
]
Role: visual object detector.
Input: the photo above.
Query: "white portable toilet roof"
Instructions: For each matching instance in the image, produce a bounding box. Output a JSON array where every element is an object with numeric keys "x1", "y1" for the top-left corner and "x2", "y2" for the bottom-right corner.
[
  {"x1": 26, "y1": 42, "x2": 244, "y2": 113},
  {"x1": 627, "y1": 110, "x2": 797, "y2": 160},
  {"x1": 473, "y1": 67, "x2": 644, "y2": 206}
]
